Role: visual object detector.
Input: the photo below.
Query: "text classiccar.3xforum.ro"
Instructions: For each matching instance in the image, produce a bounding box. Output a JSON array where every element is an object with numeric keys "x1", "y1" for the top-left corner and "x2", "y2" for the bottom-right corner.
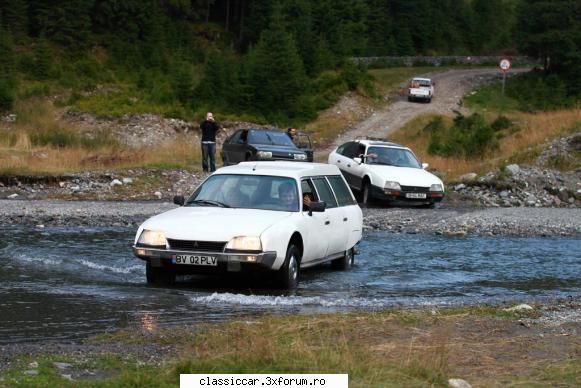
[
  {"x1": 181, "y1": 374, "x2": 348, "y2": 387},
  {"x1": 197, "y1": 376, "x2": 326, "y2": 386}
]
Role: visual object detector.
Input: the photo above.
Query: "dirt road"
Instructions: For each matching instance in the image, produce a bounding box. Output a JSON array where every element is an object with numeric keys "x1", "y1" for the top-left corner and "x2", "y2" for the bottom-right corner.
[{"x1": 321, "y1": 68, "x2": 529, "y2": 156}]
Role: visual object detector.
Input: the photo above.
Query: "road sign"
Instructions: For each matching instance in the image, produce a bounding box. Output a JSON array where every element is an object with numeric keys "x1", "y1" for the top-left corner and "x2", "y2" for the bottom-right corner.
[{"x1": 499, "y1": 59, "x2": 511, "y2": 71}]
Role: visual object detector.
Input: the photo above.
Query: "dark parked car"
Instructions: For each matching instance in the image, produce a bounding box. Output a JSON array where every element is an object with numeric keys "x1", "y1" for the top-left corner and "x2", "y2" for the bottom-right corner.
[{"x1": 221, "y1": 128, "x2": 312, "y2": 165}]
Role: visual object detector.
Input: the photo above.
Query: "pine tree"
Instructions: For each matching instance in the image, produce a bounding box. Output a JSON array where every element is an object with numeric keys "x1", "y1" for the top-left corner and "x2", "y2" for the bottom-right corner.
[
  {"x1": 33, "y1": 37, "x2": 53, "y2": 80},
  {"x1": 0, "y1": 0, "x2": 27, "y2": 40},
  {"x1": 248, "y1": 3, "x2": 307, "y2": 118},
  {"x1": 515, "y1": 0, "x2": 581, "y2": 95}
]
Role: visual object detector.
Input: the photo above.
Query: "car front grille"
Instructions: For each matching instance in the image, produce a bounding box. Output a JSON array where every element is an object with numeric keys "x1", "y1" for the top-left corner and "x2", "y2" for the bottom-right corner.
[
  {"x1": 167, "y1": 239, "x2": 227, "y2": 252},
  {"x1": 400, "y1": 185, "x2": 430, "y2": 193}
]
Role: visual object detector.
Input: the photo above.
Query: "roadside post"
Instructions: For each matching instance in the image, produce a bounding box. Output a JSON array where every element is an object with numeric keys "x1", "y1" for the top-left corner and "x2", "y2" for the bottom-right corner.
[{"x1": 499, "y1": 58, "x2": 511, "y2": 96}]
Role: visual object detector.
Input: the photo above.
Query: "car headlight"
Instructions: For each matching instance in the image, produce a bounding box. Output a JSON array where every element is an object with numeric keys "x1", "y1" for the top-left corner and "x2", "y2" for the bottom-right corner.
[
  {"x1": 226, "y1": 236, "x2": 262, "y2": 251},
  {"x1": 137, "y1": 229, "x2": 166, "y2": 247},
  {"x1": 294, "y1": 153, "x2": 307, "y2": 160},
  {"x1": 256, "y1": 151, "x2": 272, "y2": 159},
  {"x1": 384, "y1": 181, "x2": 401, "y2": 191},
  {"x1": 430, "y1": 184, "x2": 444, "y2": 192}
]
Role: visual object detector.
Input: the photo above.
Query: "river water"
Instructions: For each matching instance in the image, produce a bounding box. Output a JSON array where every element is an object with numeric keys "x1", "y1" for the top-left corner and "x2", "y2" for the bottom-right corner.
[{"x1": 0, "y1": 226, "x2": 579, "y2": 344}]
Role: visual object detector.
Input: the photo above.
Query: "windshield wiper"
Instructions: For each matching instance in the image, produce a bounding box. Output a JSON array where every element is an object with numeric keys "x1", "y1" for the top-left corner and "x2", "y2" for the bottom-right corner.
[{"x1": 188, "y1": 199, "x2": 230, "y2": 208}]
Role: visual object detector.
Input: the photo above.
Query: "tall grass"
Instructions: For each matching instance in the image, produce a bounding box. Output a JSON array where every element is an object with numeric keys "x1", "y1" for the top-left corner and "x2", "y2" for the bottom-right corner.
[
  {"x1": 390, "y1": 110, "x2": 581, "y2": 179},
  {"x1": 0, "y1": 96, "x2": 205, "y2": 173}
]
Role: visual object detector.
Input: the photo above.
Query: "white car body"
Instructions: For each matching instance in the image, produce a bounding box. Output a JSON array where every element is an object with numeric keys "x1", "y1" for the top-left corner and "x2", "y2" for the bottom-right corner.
[
  {"x1": 133, "y1": 161, "x2": 362, "y2": 288},
  {"x1": 408, "y1": 77, "x2": 434, "y2": 102},
  {"x1": 328, "y1": 139, "x2": 445, "y2": 206}
]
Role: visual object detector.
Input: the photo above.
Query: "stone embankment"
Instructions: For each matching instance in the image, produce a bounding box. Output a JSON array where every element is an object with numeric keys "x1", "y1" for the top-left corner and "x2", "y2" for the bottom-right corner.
[{"x1": 448, "y1": 133, "x2": 581, "y2": 208}]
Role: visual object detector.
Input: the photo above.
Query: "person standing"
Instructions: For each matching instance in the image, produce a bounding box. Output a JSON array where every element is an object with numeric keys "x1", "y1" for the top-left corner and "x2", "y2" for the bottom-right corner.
[
  {"x1": 200, "y1": 112, "x2": 221, "y2": 172},
  {"x1": 286, "y1": 127, "x2": 297, "y2": 142}
]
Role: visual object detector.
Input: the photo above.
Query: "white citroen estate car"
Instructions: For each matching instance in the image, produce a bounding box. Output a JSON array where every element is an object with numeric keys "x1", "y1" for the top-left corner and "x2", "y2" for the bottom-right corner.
[
  {"x1": 133, "y1": 162, "x2": 362, "y2": 289},
  {"x1": 328, "y1": 139, "x2": 445, "y2": 207}
]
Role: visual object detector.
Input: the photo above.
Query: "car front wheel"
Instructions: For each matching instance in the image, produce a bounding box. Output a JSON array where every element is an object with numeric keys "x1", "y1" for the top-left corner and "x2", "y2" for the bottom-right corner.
[
  {"x1": 146, "y1": 262, "x2": 176, "y2": 285},
  {"x1": 277, "y1": 244, "x2": 300, "y2": 289},
  {"x1": 361, "y1": 181, "x2": 372, "y2": 206}
]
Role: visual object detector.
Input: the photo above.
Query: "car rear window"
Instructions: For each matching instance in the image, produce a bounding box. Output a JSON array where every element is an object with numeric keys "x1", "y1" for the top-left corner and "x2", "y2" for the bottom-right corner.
[{"x1": 249, "y1": 130, "x2": 295, "y2": 147}]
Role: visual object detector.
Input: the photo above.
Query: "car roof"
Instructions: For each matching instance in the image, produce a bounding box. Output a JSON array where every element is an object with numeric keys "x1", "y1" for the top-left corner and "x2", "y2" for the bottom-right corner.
[
  {"x1": 238, "y1": 127, "x2": 281, "y2": 133},
  {"x1": 352, "y1": 139, "x2": 409, "y2": 149},
  {"x1": 214, "y1": 161, "x2": 341, "y2": 179}
]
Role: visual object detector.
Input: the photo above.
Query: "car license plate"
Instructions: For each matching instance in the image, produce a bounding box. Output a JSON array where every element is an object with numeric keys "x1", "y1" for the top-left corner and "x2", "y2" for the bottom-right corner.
[
  {"x1": 172, "y1": 254, "x2": 217, "y2": 266},
  {"x1": 405, "y1": 193, "x2": 427, "y2": 199}
]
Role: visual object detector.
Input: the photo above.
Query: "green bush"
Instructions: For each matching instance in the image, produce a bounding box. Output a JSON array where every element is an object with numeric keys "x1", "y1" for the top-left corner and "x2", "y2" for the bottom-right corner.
[
  {"x1": 425, "y1": 113, "x2": 498, "y2": 158},
  {"x1": 490, "y1": 115, "x2": 513, "y2": 131},
  {"x1": 30, "y1": 128, "x2": 81, "y2": 148}
]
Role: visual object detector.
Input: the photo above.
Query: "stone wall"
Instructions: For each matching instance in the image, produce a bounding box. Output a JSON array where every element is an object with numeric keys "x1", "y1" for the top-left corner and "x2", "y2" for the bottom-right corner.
[{"x1": 352, "y1": 56, "x2": 539, "y2": 67}]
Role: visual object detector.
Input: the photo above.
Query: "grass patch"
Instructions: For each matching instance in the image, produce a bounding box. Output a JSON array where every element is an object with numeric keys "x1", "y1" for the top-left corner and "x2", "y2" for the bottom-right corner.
[
  {"x1": 0, "y1": 94, "x2": 203, "y2": 174},
  {"x1": 1, "y1": 306, "x2": 576, "y2": 387},
  {"x1": 71, "y1": 87, "x2": 189, "y2": 120},
  {"x1": 465, "y1": 72, "x2": 578, "y2": 113},
  {"x1": 390, "y1": 109, "x2": 581, "y2": 180}
]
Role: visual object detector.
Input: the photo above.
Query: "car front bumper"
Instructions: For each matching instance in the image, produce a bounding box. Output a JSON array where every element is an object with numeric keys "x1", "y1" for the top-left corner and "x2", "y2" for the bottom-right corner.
[
  {"x1": 133, "y1": 246, "x2": 278, "y2": 273},
  {"x1": 370, "y1": 185, "x2": 444, "y2": 203},
  {"x1": 409, "y1": 94, "x2": 431, "y2": 100}
]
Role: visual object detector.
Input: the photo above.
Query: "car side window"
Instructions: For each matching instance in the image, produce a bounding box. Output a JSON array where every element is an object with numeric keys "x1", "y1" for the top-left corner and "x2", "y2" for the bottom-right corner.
[
  {"x1": 327, "y1": 176, "x2": 356, "y2": 206},
  {"x1": 229, "y1": 130, "x2": 242, "y2": 144},
  {"x1": 336, "y1": 142, "x2": 348, "y2": 155},
  {"x1": 301, "y1": 179, "x2": 319, "y2": 211},
  {"x1": 357, "y1": 144, "x2": 366, "y2": 158},
  {"x1": 240, "y1": 130, "x2": 248, "y2": 143},
  {"x1": 342, "y1": 142, "x2": 358, "y2": 159},
  {"x1": 312, "y1": 177, "x2": 338, "y2": 209}
]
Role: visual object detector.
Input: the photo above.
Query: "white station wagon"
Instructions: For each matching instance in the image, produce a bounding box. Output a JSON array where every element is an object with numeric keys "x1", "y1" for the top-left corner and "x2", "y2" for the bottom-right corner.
[{"x1": 133, "y1": 162, "x2": 362, "y2": 289}]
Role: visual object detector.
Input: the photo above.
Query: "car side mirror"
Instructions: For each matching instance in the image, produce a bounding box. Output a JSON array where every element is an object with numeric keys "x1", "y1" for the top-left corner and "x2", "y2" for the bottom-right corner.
[
  {"x1": 173, "y1": 195, "x2": 185, "y2": 206},
  {"x1": 308, "y1": 201, "x2": 326, "y2": 216},
  {"x1": 422, "y1": 162, "x2": 429, "y2": 170},
  {"x1": 353, "y1": 157, "x2": 362, "y2": 164}
]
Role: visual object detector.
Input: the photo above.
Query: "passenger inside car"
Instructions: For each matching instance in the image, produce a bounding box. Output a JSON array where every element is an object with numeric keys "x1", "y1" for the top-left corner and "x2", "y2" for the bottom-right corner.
[
  {"x1": 224, "y1": 186, "x2": 250, "y2": 208},
  {"x1": 278, "y1": 182, "x2": 298, "y2": 211}
]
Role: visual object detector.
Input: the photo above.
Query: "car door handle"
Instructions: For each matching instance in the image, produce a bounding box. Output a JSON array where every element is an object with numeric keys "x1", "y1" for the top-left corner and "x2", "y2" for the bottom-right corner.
[
  {"x1": 337, "y1": 160, "x2": 341, "y2": 163},
  {"x1": 325, "y1": 221, "x2": 330, "y2": 225},
  {"x1": 347, "y1": 164, "x2": 351, "y2": 167}
]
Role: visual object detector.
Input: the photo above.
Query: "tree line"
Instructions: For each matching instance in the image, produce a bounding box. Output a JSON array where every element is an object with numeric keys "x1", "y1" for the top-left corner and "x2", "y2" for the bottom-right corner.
[{"x1": 0, "y1": 0, "x2": 578, "y2": 120}]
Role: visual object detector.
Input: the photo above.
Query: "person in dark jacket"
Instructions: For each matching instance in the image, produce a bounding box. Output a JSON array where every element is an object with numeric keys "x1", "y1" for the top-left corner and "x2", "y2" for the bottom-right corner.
[
  {"x1": 286, "y1": 127, "x2": 297, "y2": 141},
  {"x1": 199, "y1": 112, "x2": 222, "y2": 172}
]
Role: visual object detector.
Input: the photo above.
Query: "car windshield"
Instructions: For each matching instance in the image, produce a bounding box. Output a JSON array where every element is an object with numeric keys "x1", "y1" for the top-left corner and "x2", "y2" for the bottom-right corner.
[
  {"x1": 418, "y1": 80, "x2": 431, "y2": 87},
  {"x1": 186, "y1": 174, "x2": 300, "y2": 212},
  {"x1": 365, "y1": 147, "x2": 421, "y2": 168},
  {"x1": 249, "y1": 130, "x2": 296, "y2": 147}
]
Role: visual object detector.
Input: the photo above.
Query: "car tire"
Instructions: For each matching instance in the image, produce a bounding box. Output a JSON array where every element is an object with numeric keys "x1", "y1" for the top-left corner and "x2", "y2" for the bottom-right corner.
[
  {"x1": 361, "y1": 181, "x2": 372, "y2": 206},
  {"x1": 277, "y1": 244, "x2": 300, "y2": 289},
  {"x1": 332, "y1": 247, "x2": 355, "y2": 270},
  {"x1": 146, "y1": 262, "x2": 176, "y2": 285}
]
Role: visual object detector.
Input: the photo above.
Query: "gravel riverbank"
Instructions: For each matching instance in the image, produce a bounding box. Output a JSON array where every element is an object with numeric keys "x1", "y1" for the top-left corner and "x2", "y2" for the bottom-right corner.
[{"x1": 1, "y1": 199, "x2": 579, "y2": 237}]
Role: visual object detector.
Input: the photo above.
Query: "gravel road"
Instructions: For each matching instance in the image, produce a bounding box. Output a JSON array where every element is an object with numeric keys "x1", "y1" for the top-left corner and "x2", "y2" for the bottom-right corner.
[
  {"x1": 321, "y1": 68, "x2": 529, "y2": 155},
  {"x1": 1, "y1": 199, "x2": 579, "y2": 237}
]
